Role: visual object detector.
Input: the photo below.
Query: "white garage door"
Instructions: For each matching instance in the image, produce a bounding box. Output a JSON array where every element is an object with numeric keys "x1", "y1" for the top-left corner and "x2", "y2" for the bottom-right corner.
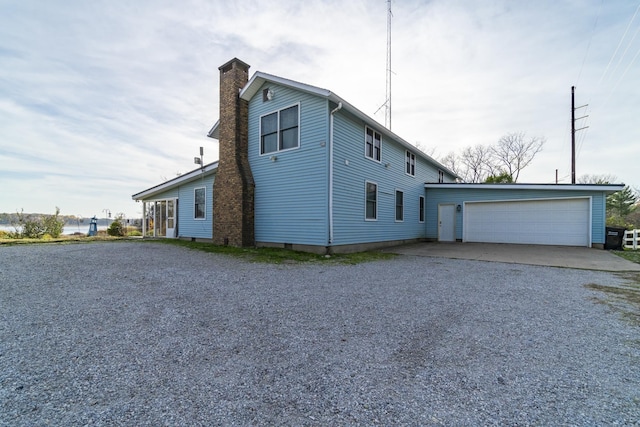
[{"x1": 464, "y1": 198, "x2": 590, "y2": 246}]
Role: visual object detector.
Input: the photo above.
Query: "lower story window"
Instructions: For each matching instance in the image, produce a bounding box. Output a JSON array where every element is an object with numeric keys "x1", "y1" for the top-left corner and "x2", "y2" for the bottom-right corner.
[
  {"x1": 395, "y1": 190, "x2": 404, "y2": 221},
  {"x1": 194, "y1": 187, "x2": 206, "y2": 219},
  {"x1": 419, "y1": 196, "x2": 425, "y2": 222},
  {"x1": 365, "y1": 181, "x2": 377, "y2": 220}
]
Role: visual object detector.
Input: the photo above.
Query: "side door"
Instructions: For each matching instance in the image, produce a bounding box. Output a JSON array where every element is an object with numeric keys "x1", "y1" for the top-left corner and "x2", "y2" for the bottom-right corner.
[
  {"x1": 438, "y1": 204, "x2": 456, "y2": 242},
  {"x1": 166, "y1": 199, "x2": 177, "y2": 238}
]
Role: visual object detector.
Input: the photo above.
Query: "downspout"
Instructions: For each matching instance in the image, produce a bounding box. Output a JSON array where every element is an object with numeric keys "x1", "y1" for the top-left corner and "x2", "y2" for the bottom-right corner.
[{"x1": 329, "y1": 102, "x2": 343, "y2": 246}]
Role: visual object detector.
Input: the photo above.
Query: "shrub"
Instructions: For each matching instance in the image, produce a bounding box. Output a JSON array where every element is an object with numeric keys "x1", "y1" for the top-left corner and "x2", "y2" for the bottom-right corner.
[
  {"x1": 606, "y1": 216, "x2": 635, "y2": 231},
  {"x1": 10, "y1": 207, "x2": 65, "y2": 239},
  {"x1": 107, "y1": 215, "x2": 125, "y2": 237},
  {"x1": 42, "y1": 209, "x2": 65, "y2": 238}
]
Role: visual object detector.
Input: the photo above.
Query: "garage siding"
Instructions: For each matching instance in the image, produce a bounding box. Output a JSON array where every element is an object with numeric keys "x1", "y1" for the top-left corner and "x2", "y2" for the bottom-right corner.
[{"x1": 425, "y1": 188, "x2": 608, "y2": 245}]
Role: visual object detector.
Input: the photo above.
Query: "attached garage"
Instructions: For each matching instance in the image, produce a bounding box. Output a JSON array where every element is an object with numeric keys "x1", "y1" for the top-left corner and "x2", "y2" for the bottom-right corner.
[
  {"x1": 424, "y1": 183, "x2": 625, "y2": 248},
  {"x1": 463, "y1": 197, "x2": 590, "y2": 246}
]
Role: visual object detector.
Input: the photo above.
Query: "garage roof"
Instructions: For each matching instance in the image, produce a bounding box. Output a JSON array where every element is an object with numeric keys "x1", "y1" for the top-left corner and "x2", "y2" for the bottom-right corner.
[{"x1": 424, "y1": 183, "x2": 624, "y2": 194}]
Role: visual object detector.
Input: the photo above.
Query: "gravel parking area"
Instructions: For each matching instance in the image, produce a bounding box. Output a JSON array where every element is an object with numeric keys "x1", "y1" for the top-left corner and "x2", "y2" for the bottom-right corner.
[{"x1": 1, "y1": 242, "x2": 639, "y2": 426}]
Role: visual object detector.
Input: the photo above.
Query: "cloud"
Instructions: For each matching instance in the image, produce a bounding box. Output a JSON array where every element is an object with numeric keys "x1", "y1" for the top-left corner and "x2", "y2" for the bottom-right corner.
[{"x1": 0, "y1": 0, "x2": 638, "y2": 218}]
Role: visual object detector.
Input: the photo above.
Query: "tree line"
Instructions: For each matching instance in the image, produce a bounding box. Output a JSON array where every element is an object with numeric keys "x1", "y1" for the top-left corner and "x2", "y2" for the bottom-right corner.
[
  {"x1": 439, "y1": 132, "x2": 545, "y2": 183},
  {"x1": 430, "y1": 132, "x2": 639, "y2": 228},
  {"x1": 0, "y1": 212, "x2": 90, "y2": 225}
]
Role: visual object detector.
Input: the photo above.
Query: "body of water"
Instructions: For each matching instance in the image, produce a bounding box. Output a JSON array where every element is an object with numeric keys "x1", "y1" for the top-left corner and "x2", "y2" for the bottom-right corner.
[{"x1": 0, "y1": 224, "x2": 108, "y2": 235}]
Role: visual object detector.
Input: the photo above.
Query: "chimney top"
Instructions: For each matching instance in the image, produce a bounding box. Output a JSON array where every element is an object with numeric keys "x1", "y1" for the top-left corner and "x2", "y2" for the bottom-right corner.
[{"x1": 219, "y1": 57, "x2": 250, "y2": 74}]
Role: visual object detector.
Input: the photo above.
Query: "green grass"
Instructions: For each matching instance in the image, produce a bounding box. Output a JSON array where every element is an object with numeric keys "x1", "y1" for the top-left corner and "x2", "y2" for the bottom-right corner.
[
  {"x1": 0, "y1": 234, "x2": 396, "y2": 264},
  {"x1": 612, "y1": 249, "x2": 640, "y2": 264},
  {"x1": 152, "y1": 238, "x2": 397, "y2": 264}
]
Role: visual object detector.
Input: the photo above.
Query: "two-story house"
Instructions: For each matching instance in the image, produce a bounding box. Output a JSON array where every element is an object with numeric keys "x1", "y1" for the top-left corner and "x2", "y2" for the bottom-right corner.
[{"x1": 132, "y1": 58, "x2": 622, "y2": 253}]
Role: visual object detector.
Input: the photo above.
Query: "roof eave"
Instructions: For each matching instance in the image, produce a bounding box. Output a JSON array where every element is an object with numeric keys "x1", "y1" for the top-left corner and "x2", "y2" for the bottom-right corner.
[
  {"x1": 324, "y1": 93, "x2": 460, "y2": 180},
  {"x1": 207, "y1": 120, "x2": 219, "y2": 139},
  {"x1": 423, "y1": 183, "x2": 625, "y2": 194},
  {"x1": 234, "y1": 70, "x2": 459, "y2": 180},
  {"x1": 240, "y1": 71, "x2": 331, "y2": 101},
  {"x1": 132, "y1": 162, "x2": 219, "y2": 200}
]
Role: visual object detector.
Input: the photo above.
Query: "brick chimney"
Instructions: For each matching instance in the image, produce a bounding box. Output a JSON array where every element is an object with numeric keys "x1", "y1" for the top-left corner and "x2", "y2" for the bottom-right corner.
[{"x1": 213, "y1": 58, "x2": 255, "y2": 247}]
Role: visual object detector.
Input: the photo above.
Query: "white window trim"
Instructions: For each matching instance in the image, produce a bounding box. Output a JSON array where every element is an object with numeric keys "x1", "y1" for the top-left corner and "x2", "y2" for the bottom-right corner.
[
  {"x1": 194, "y1": 186, "x2": 206, "y2": 220},
  {"x1": 438, "y1": 170, "x2": 444, "y2": 183},
  {"x1": 419, "y1": 196, "x2": 425, "y2": 223},
  {"x1": 405, "y1": 151, "x2": 416, "y2": 177},
  {"x1": 364, "y1": 126, "x2": 382, "y2": 163},
  {"x1": 365, "y1": 180, "x2": 378, "y2": 221},
  {"x1": 395, "y1": 189, "x2": 404, "y2": 222},
  {"x1": 259, "y1": 102, "x2": 301, "y2": 156}
]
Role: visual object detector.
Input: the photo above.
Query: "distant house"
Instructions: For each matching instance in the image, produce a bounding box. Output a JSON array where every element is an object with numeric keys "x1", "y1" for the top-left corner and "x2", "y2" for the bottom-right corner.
[{"x1": 132, "y1": 58, "x2": 622, "y2": 252}]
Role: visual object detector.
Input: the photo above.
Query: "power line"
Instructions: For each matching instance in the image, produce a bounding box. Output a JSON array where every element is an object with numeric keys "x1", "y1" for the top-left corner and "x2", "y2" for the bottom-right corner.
[
  {"x1": 599, "y1": 2, "x2": 640, "y2": 84},
  {"x1": 607, "y1": 23, "x2": 640, "y2": 83},
  {"x1": 610, "y1": 36, "x2": 640, "y2": 92},
  {"x1": 574, "y1": 2, "x2": 639, "y2": 173},
  {"x1": 576, "y1": 0, "x2": 603, "y2": 84}
]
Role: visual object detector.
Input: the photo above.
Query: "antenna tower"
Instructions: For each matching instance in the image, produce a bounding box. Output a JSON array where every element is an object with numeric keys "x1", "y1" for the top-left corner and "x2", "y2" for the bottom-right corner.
[{"x1": 385, "y1": 0, "x2": 392, "y2": 130}]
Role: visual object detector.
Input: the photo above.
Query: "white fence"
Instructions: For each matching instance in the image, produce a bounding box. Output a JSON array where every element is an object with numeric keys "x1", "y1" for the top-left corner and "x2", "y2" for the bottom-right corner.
[{"x1": 623, "y1": 229, "x2": 639, "y2": 250}]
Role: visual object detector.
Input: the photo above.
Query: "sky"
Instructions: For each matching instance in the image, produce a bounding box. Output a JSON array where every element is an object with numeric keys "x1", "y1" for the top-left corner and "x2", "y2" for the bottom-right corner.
[{"x1": 1, "y1": 0, "x2": 639, "y2": 219}]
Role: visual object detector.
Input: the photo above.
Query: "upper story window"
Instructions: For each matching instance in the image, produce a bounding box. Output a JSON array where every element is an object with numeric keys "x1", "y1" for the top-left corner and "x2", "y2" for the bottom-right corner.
[
  {"x1": 260, "y1": 104, "x2": 299, "y2": 155},
  {"x1": 194, "y1": 187, "x2": 206, "y2": 219},
  {"x1": 438, "y1": 170, "x2": 444, "y2": 183},
  {"x1": 406, "y1": 151, "x2": 416, "y2": 176},
  {"x1": 365, "y1": 126, "x2": 381, "y2": 162}
]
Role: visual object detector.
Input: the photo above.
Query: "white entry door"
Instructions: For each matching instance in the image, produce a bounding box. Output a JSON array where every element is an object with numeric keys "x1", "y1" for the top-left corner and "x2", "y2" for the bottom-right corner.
[
  {"x1": 438, "y1": 204, "x2": 456, "y2": 242},
  {"x1": 166, "y1": 199, "x2": 177, "y2": 238}
]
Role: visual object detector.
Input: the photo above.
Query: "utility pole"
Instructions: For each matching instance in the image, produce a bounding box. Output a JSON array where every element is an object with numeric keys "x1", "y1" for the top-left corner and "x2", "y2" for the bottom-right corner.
[
  {"x1": 571, "y1": 86, "x2": 589, "y2": 184},
  {"x1": 571, "y1": 86, "x2": 575, "y2": 184}
]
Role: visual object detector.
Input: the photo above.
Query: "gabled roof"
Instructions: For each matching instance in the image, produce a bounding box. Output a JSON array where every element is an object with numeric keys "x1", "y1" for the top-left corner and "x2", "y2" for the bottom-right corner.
[
  {"x1": 424, "y1": 182, "x2": 624, "y2": 194},
  {"x1": 132, "y1": 162, "x2": 219, "y2": 200},
  {"x1": 207, "y1": 70, "x2": 459, "y2": 179}
]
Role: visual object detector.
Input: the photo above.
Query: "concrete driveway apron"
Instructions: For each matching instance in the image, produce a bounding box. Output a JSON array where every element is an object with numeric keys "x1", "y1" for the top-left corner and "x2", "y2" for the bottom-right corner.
[{"x1": 385, "y1": 242, "x2": 640, "y2": 272}]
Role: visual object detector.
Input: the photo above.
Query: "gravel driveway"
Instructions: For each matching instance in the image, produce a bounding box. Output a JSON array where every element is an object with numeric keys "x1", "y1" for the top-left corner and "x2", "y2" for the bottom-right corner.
[{"x1": 1, "y1": 242, "x2": 638, "y2": 426}]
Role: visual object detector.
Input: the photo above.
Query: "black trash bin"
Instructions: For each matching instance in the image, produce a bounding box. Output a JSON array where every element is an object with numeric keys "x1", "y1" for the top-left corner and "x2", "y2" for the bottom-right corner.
[{"x1": 604, "y1": 227, "x2": 626, "y2": 250}]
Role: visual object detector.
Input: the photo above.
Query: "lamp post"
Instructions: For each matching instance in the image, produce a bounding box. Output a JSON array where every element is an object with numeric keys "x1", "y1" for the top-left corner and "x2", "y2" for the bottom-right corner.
[
  {"x1": 76, "y1": 215, "x2": 83, "y2": 233},
  {"x1": 102, "y1": 209, "x2": 111, "y2": 232}
]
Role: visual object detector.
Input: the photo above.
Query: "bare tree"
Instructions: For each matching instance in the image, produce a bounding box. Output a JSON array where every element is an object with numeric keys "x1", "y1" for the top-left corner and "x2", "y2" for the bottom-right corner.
[
  {"x1": 440, "y1": 151, "x2": 461, "y2": 179},
  {"x1": 491, "y1": 132, "x2": 545, "y2": 182},
  {"x1": 413, "y1": 141, "x2": 437, "y2": 158},
  {"x1": 460, "y1": 144, "x2": 495, "y2": 183},
  {"x1": 439, "y1": 132, "x2": 545, "y2": 183},
  {"x1": 577, "y1": 174, "x2": 617, "y2": 184}
]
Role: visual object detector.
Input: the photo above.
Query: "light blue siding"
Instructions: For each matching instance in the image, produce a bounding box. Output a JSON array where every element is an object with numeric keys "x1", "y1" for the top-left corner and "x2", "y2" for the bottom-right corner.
[
  {"x1": 146, "y1": 188, "x2": 179, "y2": 200},
  {"x1": 331, "y1": 110, "x2": 453, "y2": 245},
  {"x1": 425, "y1": 188, "x2": 608, "y2": 244},
  {"x1": 248, "y1": 82, "x2": 329, "y2": 245},
  {"x1": 177, "y1": 176, "x2": 214, "y2": 239}
]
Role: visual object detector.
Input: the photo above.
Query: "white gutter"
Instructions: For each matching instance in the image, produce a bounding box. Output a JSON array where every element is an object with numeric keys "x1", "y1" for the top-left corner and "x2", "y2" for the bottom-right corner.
[{"x1": 328, "y1": 102, "x2": 343, "y2": 245}]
